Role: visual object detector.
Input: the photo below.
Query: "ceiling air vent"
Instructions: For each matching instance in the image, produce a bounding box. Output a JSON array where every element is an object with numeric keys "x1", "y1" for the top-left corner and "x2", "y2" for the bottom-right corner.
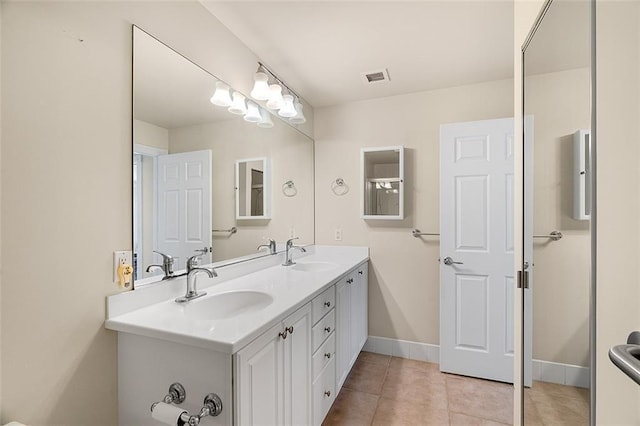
[{"x1": 361, "y1": 68, "x2": 390, "y2": 85}]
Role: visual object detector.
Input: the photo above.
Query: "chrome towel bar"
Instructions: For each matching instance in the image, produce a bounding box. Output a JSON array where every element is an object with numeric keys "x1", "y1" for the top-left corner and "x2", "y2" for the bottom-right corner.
[
  {"x1": 412, "y1": 229, "x2": 440, "y2": 237},
  {"x1": 532, "y1": 230, "x2": 563, "y2": 241},
  {"x1": 213, "y1": 227, "x2": 237, "y2": 235}
]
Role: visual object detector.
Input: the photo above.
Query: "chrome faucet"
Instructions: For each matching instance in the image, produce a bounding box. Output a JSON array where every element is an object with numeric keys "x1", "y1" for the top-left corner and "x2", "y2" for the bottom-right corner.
[
  {"x1": 176, "y1": 250, "x2": 217, "y2": 303},
  {"x1": 175, "y1": 267, "x2": 216, "y2": 303},
  {"x1": 282, "y1": 237, "x2": 306, "y2": 266},
  {"x1": 257, "y1": 238, "x2": 277, "y2": 255},
  {"x1": 146, "y1": 251, "x2": 175, "y2": 280}
]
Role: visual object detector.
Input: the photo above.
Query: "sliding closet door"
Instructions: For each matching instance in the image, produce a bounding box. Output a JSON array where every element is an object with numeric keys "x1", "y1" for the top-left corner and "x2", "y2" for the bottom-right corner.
[{"x1": 521, "y1": 0, "x2": 593, "y2": 424}]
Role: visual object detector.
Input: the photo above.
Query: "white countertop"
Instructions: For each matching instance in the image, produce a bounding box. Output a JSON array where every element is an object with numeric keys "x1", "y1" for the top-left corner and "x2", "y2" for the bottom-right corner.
[{"x1": 105, "y1": 245, "x2": 368, "y2": 354}]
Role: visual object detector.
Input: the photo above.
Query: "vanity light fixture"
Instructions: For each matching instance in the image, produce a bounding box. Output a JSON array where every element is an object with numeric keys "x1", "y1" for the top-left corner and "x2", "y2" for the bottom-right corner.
[
  {"x1": 210, "y1": 81, "x2": 232, "y2": 107},
  {"x1": 289, "y1": 100, "x2": 306, "y2": 124},
  {"x1": 252, "y1": 62, "x2": 305, "y2": 124},
  {"x1": 250, "y1": 70, "x2": 271, "y2": 101},
  {"x1": 266, "y1": 84, "x2": 284, "y2": 110},
  {"x1": 257, "y1": 108, "x2": 274, "y2": 128},
  {"x1": 228, "y1": 92, "x2": 248, "y2": 115},
  {"x1": 244, "y1": 101, "x2": 262, "y2": 123},
  {"x1": 278, "y1": 94, "x2": 297, "y2": 118}
]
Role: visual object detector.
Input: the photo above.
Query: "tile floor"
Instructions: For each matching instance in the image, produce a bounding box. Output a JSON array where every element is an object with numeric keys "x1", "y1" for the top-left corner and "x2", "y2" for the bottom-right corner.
[{"x1": 323, "y1": 351, "x2": 589, "y2": 426}]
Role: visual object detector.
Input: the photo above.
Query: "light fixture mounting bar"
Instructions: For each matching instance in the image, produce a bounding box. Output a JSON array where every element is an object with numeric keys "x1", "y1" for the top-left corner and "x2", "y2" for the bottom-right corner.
[{"x1": 257, "y1": 61, "x2": 301, "y2": 101}]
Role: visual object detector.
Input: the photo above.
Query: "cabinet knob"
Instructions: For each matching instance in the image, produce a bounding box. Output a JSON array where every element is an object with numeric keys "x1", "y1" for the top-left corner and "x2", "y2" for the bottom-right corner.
[
  {"x1": 324, "y1": 326, "x2": 331, "y2": 333},
  {"x1": 358, "y1": 270, "x2": 363, "y2": 275},
  {"x1": 279, "y1": 331, "x2": 288, "y2": 340},
  {"x1": 324, "y1": 390, "x2": 331, "y2": 397},
  {"x1": 347, "y1": 278, "x2": 353, "y2": 284},
  {"x1": 324, "y1": 352, "x2": 331, "y2": 359},
  {"x1": 286, "y1": 326, "x2": 294, "y2": 335},
  {"x1": 324, "y1": 301, "x2": 331, "y2": 308}
]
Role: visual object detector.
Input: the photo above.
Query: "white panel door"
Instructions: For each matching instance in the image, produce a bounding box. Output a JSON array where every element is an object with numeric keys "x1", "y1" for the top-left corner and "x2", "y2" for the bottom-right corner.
[
  {"x1": 156, "y1": 150, "x2": 211, "y2": 268},
  {"x1": 440, "y1": 118, "x2": 517, "y2": 383}
]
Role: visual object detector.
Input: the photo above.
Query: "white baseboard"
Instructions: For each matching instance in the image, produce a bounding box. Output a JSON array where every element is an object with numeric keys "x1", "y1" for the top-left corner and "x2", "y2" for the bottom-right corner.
[
  {"x1": 532, "y1": 359, "x2": 589, "y2": 388},
  {"x1": 363, "y1": 335, "x2": 589, "y2": 389},
  {"x1": 364, "y1": 336, "x2": 440, "y2": 363}
]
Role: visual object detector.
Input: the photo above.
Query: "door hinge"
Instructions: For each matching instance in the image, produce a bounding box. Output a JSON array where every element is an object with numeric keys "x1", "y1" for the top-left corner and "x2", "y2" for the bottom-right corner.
[{"x1": 517, "y1": 270, "x2": 530, "y2": 289}]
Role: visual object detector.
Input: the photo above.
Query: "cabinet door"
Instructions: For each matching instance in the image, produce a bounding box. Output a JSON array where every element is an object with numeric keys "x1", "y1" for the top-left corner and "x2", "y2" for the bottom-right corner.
[
  {"x1": 283, "y1": 303, "x2": 312, "y2": 426},
  {"x1": 349, "y1": 271, "x2": 361, "y2": 367},
  {"x1": 355, "y1": 264, "x2": 369, "y2": 354},
  {"x1": 236, "y1": 323, "x2": 284, "y2": 426},
  {"x1": 335, "y1": 276, "x2": 351, "y2": 390}
]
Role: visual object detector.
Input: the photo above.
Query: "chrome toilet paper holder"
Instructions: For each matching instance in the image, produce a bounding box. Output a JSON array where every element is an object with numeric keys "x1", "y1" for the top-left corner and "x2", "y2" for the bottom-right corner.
[{"x1": 151, "y1": 382, "x2": 223, "y2": 425}]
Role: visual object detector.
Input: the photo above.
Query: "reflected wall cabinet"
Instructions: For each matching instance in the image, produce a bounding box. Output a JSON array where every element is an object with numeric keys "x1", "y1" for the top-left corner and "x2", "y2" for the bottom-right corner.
[
  {"x1": 360, "y1": 146, "x2": 405, "y2": 220},
  {"x1": 235, "y1": 157, "x2": 271, "y2": 220},
  {"x1": 573, "y1": 129, "x2": 591, "y2": 220}
]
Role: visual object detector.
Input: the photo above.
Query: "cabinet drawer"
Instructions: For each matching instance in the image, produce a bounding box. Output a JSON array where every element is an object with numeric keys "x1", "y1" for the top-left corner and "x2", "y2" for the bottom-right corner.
[
  {"x1": 312, "y1": 357, "x2": 336, "y2": 426},
  {"x1": 312, "y1": 309, "x2": 335, "y2": 352},
  {"x1": 312, "y1": 332, "x2": 335, "y2": 381},
  {"x1": 312, "y1": 285, "x2": 336, "y2": 325}
]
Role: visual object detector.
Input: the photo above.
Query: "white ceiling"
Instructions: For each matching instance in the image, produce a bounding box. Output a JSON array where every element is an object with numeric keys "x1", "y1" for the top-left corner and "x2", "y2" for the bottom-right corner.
[{"x1": 202, "y1": 1, "x2": 515, "y2": 108}]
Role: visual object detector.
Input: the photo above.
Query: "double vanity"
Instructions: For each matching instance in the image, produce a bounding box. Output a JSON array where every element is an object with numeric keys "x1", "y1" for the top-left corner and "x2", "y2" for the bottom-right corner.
[{"x1": 105, "y1": 245, "x2": 369, "y2": 425}]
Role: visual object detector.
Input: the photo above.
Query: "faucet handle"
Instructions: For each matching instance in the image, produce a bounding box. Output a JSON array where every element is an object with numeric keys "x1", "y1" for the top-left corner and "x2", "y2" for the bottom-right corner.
[
  {"x1": 153, "y1": 250, "x2": 174, "y2": 262},
  {"x1": 152, "y1": 251, "x2": 175, "y2": 277}
]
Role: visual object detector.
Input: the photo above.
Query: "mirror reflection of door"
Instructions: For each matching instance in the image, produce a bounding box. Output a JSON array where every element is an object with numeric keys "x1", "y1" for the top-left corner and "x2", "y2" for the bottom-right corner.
[{"x1": 522, "y1": 0, "x2": 592, "y2": 423}]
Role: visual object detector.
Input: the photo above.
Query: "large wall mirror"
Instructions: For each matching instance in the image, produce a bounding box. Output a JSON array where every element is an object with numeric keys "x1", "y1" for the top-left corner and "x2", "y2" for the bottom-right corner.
[
  {"x1": 133, "y1": 26, "x2": 314, "y2": 286},
  {"x1": 522, "y1": 0, "x2": 593, "y2": 423}
]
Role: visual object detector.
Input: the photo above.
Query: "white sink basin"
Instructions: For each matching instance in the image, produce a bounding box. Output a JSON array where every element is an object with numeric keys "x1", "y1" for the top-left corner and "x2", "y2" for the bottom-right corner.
[
  {"x1": 184, "y1": 290, "x2": 274, "y2": 321},
  {"x1": 291, "y1": 261, "x2": 339, "y2": 272}
]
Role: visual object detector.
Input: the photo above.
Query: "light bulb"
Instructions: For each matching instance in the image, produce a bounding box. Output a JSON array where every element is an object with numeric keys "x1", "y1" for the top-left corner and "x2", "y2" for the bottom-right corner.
[
  {"x1": 250, "y1": 72, "x2": 270, "y2": 100},
  {"x1": 278, "y1": 94, "x2": 297, "y2": 118},
  {"x1": 266, "y1": 84, "x2": 284, "y2": 110},
  {"x1": 289, "y1": 100, "x2": 307, "y2": 124},
  {"x1": 258, "y1": 109, "x2": 274, "y2": 128},
  {"x1": 228, "y1": 92, "x2": 247, "y2": 115},
  {"x1": 210, "y1": 81, "x2": 232, "y2": 107},
  {"x1": 244, "y1": 101, "x2": 262, "y2": 123}
]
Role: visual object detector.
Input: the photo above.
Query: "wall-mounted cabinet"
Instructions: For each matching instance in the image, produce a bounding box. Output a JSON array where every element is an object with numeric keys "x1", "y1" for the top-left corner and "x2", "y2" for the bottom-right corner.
[
  {"x1": 360, "y1": 146, "x2": 404, "y2": 220},
  {"x1": 573, "y1": 130, "x2": 591, "y2": 220}
]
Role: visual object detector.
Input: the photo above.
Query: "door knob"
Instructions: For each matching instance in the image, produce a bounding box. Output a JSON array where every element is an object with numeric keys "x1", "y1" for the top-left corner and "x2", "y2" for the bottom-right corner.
[{"x1": 443, "y1": 257, "x2": 463, "y2": 266}]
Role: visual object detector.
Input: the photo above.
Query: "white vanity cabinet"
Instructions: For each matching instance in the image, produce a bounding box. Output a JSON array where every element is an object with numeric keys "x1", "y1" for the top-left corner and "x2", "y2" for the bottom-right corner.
[
  {"x1": 235, "y1": 302, "x2": 312, "y2": 426},
  {"x1": 336, "y1": 263, "x2": 369, "y2": 389},
  {"x1": 108, "y1": 250, "x2": 369, "y2": 426}
]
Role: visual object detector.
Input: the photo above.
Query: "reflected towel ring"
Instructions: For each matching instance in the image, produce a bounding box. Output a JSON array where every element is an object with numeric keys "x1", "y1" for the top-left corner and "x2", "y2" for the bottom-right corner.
[
  {"x1": 331, "y1": 178, "x2": 349, "y2": 196},
  {"x1": 282, "y1": 180, "x2": 297, "y2": 197}
]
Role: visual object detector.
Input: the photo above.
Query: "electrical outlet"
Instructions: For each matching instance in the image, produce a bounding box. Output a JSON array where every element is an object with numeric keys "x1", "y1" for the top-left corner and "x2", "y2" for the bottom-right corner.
[
  {"x1": 335, "y1": 228, "x2": 342, "y2": 241},
  {"x1": 113, "y1": 250, "x2": 133, "y2": 283}
]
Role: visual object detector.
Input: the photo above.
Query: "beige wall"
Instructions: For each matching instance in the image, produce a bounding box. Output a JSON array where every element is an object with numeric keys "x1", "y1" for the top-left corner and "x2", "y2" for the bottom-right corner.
[
  {"x1": 314, "y1": 79, "x2": 513, "y2": 344},
  {"x1": 169, "y1": 117, "x2": 315, "y2": 261},
  {"x1": 527, "y1": 67, "x2": 591, "y2": 367},
  {"x1": 0, "y1": 2, "x2": 313, "y2": 424},
  {"x1": 595, "y1": 2, "x2": 640, "y2": 424}
]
